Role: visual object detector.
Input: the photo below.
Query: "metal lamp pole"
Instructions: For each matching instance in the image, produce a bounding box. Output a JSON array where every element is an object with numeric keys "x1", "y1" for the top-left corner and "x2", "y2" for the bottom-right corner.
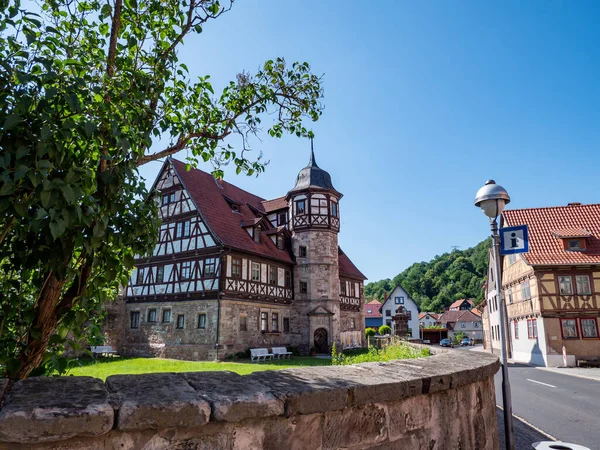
[
  {"x1": 474, "y1": 180, "x2": 514, "y2": 450},
  {"x1": 491, "y1": 218, "x2": 514, "y2": 450}
]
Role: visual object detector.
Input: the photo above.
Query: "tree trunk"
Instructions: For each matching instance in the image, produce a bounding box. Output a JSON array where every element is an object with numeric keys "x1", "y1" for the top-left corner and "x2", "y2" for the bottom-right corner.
[{"x1": 15, "y1": 273, "x2": 66, "y2": 380}]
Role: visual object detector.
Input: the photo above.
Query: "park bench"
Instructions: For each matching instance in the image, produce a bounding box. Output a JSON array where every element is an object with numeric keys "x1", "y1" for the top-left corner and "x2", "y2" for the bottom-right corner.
[
  {"x1": 272, "y1": 347, "x2": 293, "y2": 359},
  {"x1": 90, "y1": 345, "x2": 117, "y2": 357},
  {"x1": 250, "y1": 348, "x2": 274, "y2": 362}
]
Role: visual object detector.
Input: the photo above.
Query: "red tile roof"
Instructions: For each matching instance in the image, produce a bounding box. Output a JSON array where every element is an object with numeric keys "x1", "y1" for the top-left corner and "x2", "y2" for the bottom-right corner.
[
  {"x1": 551, "y1": 228, "x2": 593, "y2": 238},
  {"x1": 339, "y1": 247, "x2": 368, "y2": 280},
  {"x1": 503, "y1": 203, "x2": 600, "y2": 266},
  {"x1": 439, "y1": 310, "x2": 481, "y2": 324},
  {"x1": 449, "y1": 299, "x2": 474, "y2": 310},
  {"x1": 170, "y1": 159, "x2": 366, "y2": 276},
  {"x1": 262, "y1": 196, "x2": 287, "y2": 213},
  {"x1": 172, "y1": 159, "x2": 293, "y2": 264},
  {"x1": 364, "y1": 299, "x2": 382, "y2": 318},
  {"x1": 419, "y1": 312, "x2": 439, "y2": 320}
]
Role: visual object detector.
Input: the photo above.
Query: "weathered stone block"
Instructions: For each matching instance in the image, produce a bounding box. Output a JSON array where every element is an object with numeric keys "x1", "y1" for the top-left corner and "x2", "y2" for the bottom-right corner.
[
  {"x1": 106, "y1": 373, "x2": 210, "y2": 430},
  {"x1": 323, "y1": 403, "x2": 388, "y2": 449},
  {"x1": 246, "y1": 366, "x2": 352, "y2": 416},
  {"x1": 0, "y1": 377, "x2": 113, "y2": 444},
  {"x1": 183, "y1": 371, "x2": 284, "y2": 422}
]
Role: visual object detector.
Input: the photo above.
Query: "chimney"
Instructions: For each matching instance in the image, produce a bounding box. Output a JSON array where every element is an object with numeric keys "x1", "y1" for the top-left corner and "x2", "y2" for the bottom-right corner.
[{"x1": 567, "y1": 202, "x2": 581, "y2": 206}]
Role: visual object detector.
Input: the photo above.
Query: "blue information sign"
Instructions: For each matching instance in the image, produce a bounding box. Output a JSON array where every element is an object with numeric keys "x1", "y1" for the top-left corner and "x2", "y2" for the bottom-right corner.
[{"x1": 500, "y1": 225, "x2": 529, "y2": 254}]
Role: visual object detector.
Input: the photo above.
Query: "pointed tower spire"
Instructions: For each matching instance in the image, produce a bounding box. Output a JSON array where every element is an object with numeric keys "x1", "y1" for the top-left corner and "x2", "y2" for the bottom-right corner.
[{"x1": 309, "y1": 137, "x2": 318, "y2": 167}]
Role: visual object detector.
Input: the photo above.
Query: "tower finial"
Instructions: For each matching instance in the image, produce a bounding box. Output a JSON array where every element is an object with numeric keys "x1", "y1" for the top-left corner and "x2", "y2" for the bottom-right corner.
[{"x1": 309, "y1": 137, "x2": 318, "y2": 167}]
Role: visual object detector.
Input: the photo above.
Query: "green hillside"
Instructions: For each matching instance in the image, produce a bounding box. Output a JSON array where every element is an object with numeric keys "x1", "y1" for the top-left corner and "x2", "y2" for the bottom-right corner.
[{"x1": 364, "y1": 238, "x2": 492, "y2": 312}]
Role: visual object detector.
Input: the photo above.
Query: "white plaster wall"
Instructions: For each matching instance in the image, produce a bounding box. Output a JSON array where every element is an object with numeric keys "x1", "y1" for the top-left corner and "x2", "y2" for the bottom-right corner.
[
  {"x1": 510, "y1": 317, "x2": 546, "y2": 366},
  {"x1": 381, "y1": 286, "x2": 419, "y2": 338}
]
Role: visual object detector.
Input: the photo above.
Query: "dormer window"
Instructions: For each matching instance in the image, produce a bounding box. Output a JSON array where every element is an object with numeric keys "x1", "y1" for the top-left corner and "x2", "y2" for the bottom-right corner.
[
  {"x1": 278, "y1": 212, "x2": 287, "y2": 226},
  {"x1": 254, "y1": 226, "x2": 261, "y2": 243},
  {"x1": 568, "y1": 239, "x2": 581, "y2": 251},
  {"x1": 232, "y1": 204, "x2": 240, "y2": 213},
  {"x1": 277, "y1": 234, "x2": 284, "y2": 250}
]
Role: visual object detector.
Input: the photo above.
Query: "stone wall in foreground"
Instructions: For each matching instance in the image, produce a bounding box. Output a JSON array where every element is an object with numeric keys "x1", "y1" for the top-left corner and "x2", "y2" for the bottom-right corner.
[{"x1": 0, "y1": 350, "x2": 500, "y2": 450}]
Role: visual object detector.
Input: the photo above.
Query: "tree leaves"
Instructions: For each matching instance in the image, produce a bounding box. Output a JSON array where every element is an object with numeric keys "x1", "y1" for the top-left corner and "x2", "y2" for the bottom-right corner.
[{"x1": 0, "y1": 0, "x2": 321, "y2": 380}]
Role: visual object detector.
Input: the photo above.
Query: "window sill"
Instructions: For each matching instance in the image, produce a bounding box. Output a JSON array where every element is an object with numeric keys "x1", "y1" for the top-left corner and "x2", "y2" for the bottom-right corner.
[{"x1": 261, "y1": 331, "x2": 281, "y2": 335}]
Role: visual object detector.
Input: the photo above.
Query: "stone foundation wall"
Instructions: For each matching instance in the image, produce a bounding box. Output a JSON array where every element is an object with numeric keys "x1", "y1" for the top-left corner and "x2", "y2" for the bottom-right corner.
[
  {"x1": 0, "y1": 350, "x2": 499, "y2": 450},
  {"x1": 218, "y1": 299, "x2": 301, "y2": 356},
  {"x1": 120, "y1": 299, "x2": 219, "y2": 360}
]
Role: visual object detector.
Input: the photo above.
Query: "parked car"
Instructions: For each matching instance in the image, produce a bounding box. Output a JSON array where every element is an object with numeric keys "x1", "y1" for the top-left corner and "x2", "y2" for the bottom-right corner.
[
  {"x1": 461, "y1": 337, "x2": 473, "y2": 346},
  {"x1": 440, "y1": 338, "x2": 454, "y2": 348}
]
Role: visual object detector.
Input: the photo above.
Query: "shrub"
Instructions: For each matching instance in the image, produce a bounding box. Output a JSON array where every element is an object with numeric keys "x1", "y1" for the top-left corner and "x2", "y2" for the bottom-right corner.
[
  {"x1": 332, "y1": 343, "x2": 430, "y2": 366},
  {"x1": 365, "y1": 328, "x2": 376, "y2": 338},
  {"x1": 378, "y1": 325, "x2": 392, "y2": 335}
]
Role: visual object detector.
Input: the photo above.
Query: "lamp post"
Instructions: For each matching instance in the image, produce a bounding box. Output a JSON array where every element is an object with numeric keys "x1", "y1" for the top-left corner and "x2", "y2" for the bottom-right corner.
[{"x1": 475, "y1": 180, "x2": 514, "y2": 450}]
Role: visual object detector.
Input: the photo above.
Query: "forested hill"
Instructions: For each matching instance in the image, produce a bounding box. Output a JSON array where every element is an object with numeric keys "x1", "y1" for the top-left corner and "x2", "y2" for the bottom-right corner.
[{"x1": 364, "y1": 238, "x2": 492, "y2": 313}]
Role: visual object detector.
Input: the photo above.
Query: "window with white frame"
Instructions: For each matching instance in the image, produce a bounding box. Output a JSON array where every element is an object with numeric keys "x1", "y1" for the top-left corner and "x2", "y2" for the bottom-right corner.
[
  {"x1": 162, "y1": 309, "x2": 171, "y2": 323},
  {"x1": 513, "y1": 321, "x2": 519, "y2": 339},
  {"x1": 508, "y1": 288, "x2": 513, "y2": 304},
  {"x1": 395, "y1": 296, "x2": 404, "y2": 305},
  {"x1": 181, "y1": 261, "x2": 192, "y2": 280},
  {"x1": 561, "y1": 319, "x2": 578, "y2": 338},
  {"x1": 461, "y1": 322, "x2": 465, "y2": 328},
  {"x1": 260, "y1": 312, "x2": 268, "y2": 331},
  {"x1": 580, "y1": 318, "x2": 598, "y2": 338},
  {"x1": 272, "y1": 313, "x2": 279, "y2": 331},
  {"x1": 269, "y1": 266, "x2": 278, "y2": 285},
  {"x1": 559, "y1": 276, "x2": 574, "y2": 295},
  {"x1": 521, "y1": 280, "x2": 531, "y2": 300},
  {"x1": 204, "y1": 258, "x2": 216, "y2": 276},
  {"x1": 576, "y1": 275, "x2": 591, "y2": 295},
  {"x1": 251, "y1": 262, "x2": 260, "y2": 282},
  {"x1": 147, "y1": 308, "x2": 157, "y2": 323},
  {"x1": 508, "y1": 254, "x2": 517, "y2": 265},
  {"x1": 527, "y1": 319, "x2": 537, "y2": 339},
  {"x1": 176, "y1": 314, "x2": 185, "y2": 329}
]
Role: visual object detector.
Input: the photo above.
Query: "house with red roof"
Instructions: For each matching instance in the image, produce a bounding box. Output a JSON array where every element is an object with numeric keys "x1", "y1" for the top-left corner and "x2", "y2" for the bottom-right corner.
[
  {"x1": 110, "y1": 147, "x2": 366, "y2": 359},
  {"x1": 419, "y1": 312, "x2": 440, "y2": 328},
  {"x1": 364, "y1": 299, "x2": 383, "y2": 328},
  {"x1": 448, "y1": 299, "x2": 475, "y2": 311},
  {"x1": 484, "y1": 202, "x2": 600, "y2": 366},
  {"x1": 438, "y1": 310, "x2": 483, "y2": 341}
]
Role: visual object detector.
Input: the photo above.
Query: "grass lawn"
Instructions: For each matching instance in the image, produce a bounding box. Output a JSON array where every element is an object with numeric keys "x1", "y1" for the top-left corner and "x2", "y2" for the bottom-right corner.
[{"x1": 65, "y1": 356, "x2": 331, "y2": 381}]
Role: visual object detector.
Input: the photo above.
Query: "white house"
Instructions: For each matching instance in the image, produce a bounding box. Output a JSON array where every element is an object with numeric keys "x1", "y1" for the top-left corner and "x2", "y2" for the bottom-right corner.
[
  {"x1": 380, "y1": 285, "x2": 420, "y2": 338},
  {"x1": 419, "y1": 312, "x2": 439, "y2": 328}
]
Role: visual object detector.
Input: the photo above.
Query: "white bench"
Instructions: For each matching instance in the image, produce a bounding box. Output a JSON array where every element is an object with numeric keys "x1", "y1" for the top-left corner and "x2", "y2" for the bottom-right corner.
[
  {"x1": 272, "y1": 347, "x2": 293, "y2": 359},
  {"x1": 250, "y1": 348, "x2": 274, "y2": 362},
  {"x1": 90, "y1": 345, "x2": 117, "y2": 357}
]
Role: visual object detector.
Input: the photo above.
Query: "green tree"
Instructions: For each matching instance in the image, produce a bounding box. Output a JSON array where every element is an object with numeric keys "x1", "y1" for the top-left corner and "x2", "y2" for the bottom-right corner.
[
  {"x1": 366, "y1": 238, "x2": 491, "y2": 313},
  {"x1": 0, "y1": 0, "x2": 323, "y2": 380}
]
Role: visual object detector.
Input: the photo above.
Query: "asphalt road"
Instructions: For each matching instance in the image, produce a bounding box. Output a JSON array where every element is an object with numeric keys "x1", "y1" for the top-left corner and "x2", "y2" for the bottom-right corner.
[{"x1": 495, "y1": 363, "x2": 600, "y2": 450}]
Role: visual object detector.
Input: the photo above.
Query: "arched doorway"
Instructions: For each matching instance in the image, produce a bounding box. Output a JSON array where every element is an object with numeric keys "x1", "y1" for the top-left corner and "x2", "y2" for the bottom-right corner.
[{"x1": 314, "y1": 328, "x2": 328, "y2": 354}]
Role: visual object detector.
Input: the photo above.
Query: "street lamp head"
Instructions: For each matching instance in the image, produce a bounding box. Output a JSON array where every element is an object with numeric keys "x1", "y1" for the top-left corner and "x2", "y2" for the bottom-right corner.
[{"x1": 474, "y1": 180, "x2": 510, "y2": 219}]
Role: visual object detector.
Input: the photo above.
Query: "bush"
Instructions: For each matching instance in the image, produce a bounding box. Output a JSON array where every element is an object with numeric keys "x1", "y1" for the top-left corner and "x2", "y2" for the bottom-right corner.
[
  {"x1": 365, "y1": 328, "x2": 376, "y2": 338},
  {"x1": 332, "y1": 343, "x2": 430, "y2": 366},
  {"x1": 378, "y1": 325, "x2": 392, "y2": 335}
]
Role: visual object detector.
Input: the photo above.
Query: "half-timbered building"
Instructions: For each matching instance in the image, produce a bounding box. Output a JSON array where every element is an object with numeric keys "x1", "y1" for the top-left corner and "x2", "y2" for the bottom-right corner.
[
  {"x1": 106, "y1": 148, "x2": 366, "y2": 360},
  {"x1": 483, "y1": 203, "x2": 600, "y2": 366}
]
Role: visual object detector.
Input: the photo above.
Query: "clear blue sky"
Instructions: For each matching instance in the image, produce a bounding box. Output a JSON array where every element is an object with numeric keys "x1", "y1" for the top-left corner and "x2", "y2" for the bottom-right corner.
[{"x1": 138, "y1": 1, "x2": 600, "y2": 282}]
